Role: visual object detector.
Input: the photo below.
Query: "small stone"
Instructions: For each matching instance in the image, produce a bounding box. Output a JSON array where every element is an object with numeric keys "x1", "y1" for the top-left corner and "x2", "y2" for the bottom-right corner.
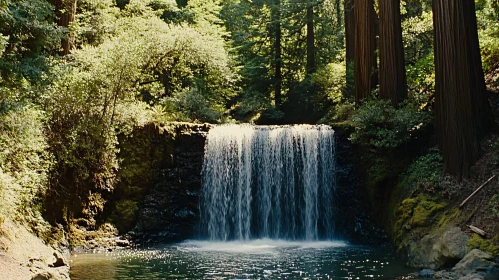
[
  {"x1": 419, "y1": 269, "x2": 435, "y2": 278},
  {"x1": 50, "y1": 250, "x2": 68, "y2": 268}
]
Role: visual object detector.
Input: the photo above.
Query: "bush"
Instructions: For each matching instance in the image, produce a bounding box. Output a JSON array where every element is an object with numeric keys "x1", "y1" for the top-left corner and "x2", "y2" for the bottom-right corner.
[
  {"x1": 0, "y1": 105, "x2": 53, "y2": 233},
  {"x1": 401, "y1": 148, "x2": 442, "y2": 192},
  {"x1": 349, "y1": 98, "x2": 432, "y2": 149}
]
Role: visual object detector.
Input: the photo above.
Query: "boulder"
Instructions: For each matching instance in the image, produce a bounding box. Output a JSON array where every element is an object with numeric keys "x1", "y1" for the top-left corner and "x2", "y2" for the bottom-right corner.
[
  {"x1": 408, "y1": 233, "x2": 440, "y2": 269},
  {"x1": 419, "y1": 269, "x2": 435, "y2": 278},
  {"x1": 434, "y1": 226, "x2": 469, "y2": 264},
  {"x1": 452, "y1": 249, "x2": 498, "y2": 276},
  {"x1": 407, "y1": 226, "x2": 469, "y2": 269}
]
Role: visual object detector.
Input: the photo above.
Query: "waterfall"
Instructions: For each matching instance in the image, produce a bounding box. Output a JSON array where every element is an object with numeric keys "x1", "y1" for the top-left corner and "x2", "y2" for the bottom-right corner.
[{"x1": 200, "y1": 124, "x2": 336, "y2": 241}]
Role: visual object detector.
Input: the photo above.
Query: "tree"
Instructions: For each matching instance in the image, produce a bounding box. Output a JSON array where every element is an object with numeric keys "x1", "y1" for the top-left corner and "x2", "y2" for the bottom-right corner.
[
  {"x1": 432, "y1": 0, "x2": 492, "y2": 179},
  {"x1": 344, "y1": 0, "x2": 354, "y2": 97},
  {"x1": 271, "y1": 0, "x2": 282, "y2": 107},
  {"x1": 306, "y1": 0, "x2": 316, "y2": 75},
  {"x1": 378, "y1": 0, "x2": 406, "y2": 105},
  {"x1": 51, "y1": 0, "x2": 77, "y2": 55},
  {"x1": 353, "y1": 0, "x2": 376, "y2": 105},
  {"x1": 344, "y1": 0, "x2": 354, "y2": 63}
]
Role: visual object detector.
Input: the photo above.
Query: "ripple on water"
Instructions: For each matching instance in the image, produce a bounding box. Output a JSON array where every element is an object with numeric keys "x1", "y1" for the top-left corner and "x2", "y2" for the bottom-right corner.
[{"x1": 70, "y1": 240, "x2": 416, "y2": 279}]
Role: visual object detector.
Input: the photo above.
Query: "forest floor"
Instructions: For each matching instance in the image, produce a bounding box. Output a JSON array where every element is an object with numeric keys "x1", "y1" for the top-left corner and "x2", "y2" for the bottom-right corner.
[{"x1": 453, "y1": 66, "x2": 499, "y2": 242}]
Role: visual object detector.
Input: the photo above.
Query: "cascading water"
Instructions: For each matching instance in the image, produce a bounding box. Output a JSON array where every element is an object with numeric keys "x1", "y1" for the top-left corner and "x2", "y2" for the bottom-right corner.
[{"x1": 200, "y1": 124, "x2": 337, "y2": 241}]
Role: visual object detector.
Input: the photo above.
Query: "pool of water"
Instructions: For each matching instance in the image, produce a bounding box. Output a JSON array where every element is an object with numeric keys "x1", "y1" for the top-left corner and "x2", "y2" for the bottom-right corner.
[{"x1": 70, "y1": 239, "x2": 417, "y2": 279}]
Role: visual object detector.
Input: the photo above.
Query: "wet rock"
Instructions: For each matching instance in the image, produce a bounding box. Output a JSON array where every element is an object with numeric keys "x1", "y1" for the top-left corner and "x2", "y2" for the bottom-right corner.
[
  {"x1": 115, "y1": 238, "x2": 130, "y2": 247},
  {"x1": 433, "y1": 270, "x2": 460, "y2": 279},
  {"x1": 407, "y1": 233, "x2": 439, "y2": 269},
  {"x1": 434, "y1": 227, "x2": 469, "y2": 264},
  {"x1": 457, "y1": 274, "x2": 485, "y2": 280},
  {"x1": 452, "y1": 249, "x2": 498, "y2": 276},
  {"x1": 420, "y1": 269, "x2": 435, "y2": 278},
  {"x1": 133, "y1": 123, "x2": 210, "y2": 242},
  {"x1": 407, "y1": 227, "x2": 468, "y2": 269}
]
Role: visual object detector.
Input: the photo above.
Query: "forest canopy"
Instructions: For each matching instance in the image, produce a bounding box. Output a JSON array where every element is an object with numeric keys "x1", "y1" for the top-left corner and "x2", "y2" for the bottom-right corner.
[{"x1": 1, "y1": 0, "x2": 499, "y2": 231}]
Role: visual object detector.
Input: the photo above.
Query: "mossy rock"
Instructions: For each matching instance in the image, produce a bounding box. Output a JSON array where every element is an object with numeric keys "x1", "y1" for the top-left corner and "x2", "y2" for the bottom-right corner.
[
  {"x1": 410, "y1": 199, "x2": 447, "y2": 227},
  {"x1": 393, "y1": 194, "x2": 447, "y2": 244},
  {"x1": 467, "y1": 234, "x2": 499, "y2": 257}
]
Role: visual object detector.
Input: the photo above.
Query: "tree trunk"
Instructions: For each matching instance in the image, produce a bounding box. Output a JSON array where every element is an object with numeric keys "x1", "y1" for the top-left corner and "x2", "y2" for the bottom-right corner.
[
  {"x1": 354, "y1": 0, "x2": 376, "y2": 105},
  {"x1": 52, "y1": 0, "x2": 77, "y2": 55},
  {"x1": 345, "y1": 0, "x2": 354, "y2": 62},
  {"x1": 378, "y1": 0, "x2": 406, "y2": 105},
  {"x1": 271, "y1": 0, "x2": 282, "y2": 107},
  {"x1": 432, "y1": 0, "x2": 492, "y2": 179},
  {"x1": 344, "y1": 0, "x2": 355, "y2": 98},
  {"x1": 306, "y1": 3, "x2": 316, "y2": 75}
]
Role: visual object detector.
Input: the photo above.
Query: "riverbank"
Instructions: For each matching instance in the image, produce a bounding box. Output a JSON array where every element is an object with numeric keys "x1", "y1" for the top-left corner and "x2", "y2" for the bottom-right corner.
[{"x1": 0, "y1": 219, "x2": 69, "y2": 280}]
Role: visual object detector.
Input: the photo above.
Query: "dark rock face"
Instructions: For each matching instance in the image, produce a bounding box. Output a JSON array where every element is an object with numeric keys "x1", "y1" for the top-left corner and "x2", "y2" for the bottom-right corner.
[
  {"x1": 118, "y1": 123, "x2": 381, "y2": 245},
  {"x1": 132, "y1": 123, "x2": 212, "y2": 242},
  {"x1": 333, "y1": 129, "x2": 390, "y2": 245}
]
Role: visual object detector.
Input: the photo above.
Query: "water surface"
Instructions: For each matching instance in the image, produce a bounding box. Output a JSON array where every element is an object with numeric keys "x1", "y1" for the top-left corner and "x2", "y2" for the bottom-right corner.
[{"x1": 70, "y1": 240, "x2": 416, "y2": 279}]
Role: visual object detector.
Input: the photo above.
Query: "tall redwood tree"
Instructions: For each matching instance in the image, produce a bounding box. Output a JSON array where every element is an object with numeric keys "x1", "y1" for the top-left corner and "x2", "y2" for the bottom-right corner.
[
  {"x1": 432, "y1": 0, "x2": 492, "y2": 178},
  {"x1": 353, "y1": 0, "x2": 377, "y2": 105},
  {"x1": 271, "y1": 0, "x2": 282, "y2": 107},
  {"x1": 51, "y1": 0, "x2": 77, "y2": 55},
  {"x1": 378, "y1": 0, "x2": 406, "y2": 106}
]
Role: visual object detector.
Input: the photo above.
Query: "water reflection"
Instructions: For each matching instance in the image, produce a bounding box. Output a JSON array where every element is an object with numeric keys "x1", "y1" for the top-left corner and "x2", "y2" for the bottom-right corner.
[{"x1": 70, "y1": 240, "x2": 416, "y2": 279}]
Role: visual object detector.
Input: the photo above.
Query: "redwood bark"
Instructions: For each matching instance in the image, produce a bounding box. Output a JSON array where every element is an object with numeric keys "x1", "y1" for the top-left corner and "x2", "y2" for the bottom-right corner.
[
  {"x1": 344, "y1": 0, "x2": 355, "y2": 97},
  {"x1": 52, "y1": 0, "x2": 77, "y2": 55},
  {"x1": 306, "y1": 3, "x2": 316, "y2": 75},
  {"x1": 353, "y1": 0, "x2": 377, "y2": 105},
  {"x1": 378, "y1": 0, "x2": 406, "y2": 105},
  {"x1": 344, "y1": 0, "x2": 354, "y2": 62},
  {"x1": 271, "y1": 0, "x2": 282, "y2": 107},
  {"x1": 432, "y1": 0, "x2": 492, "y2": 179}
]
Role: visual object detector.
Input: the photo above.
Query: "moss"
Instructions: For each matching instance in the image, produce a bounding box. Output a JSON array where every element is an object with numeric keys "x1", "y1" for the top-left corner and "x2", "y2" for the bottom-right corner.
[
  {"x1": 392, "y1": 194, "x2": 447, "y2": 245},
  {"x1": 468, "y1": 234, "x2": 499, "y2": 257},
  {"x1": 437, "y1": 207, "x2": 460, "y2": 229},
  {"x1": 393, "y1": 197, "x2": 419, "y2": 243},
  {"x1": 409, "y1": 199, "x2": 447, "y2": 227}
]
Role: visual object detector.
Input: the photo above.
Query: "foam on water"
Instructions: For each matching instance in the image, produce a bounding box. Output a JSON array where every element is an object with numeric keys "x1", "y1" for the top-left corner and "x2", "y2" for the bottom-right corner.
[{"x1": 177, "y1": 239, "x2": 348, "y2": 254}]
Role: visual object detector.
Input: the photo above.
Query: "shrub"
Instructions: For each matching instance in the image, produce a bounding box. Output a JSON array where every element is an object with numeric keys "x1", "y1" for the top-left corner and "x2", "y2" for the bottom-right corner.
[
  {"x1": 349, "y1": 98, "x2": 432, "y2": 149},
  {"x1": 0, "y1": 105, "x2": 53, "y2": 233},
  {"x1": 402, "y1": 148, "x2": 443, "y2": 192}
]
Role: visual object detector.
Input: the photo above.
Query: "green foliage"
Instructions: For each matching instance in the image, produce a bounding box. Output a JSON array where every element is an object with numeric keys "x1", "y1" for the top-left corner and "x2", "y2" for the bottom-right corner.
[
  {"x1": 0, "y1": 0, "x2": 62, "y2": 84},
  {"x1": 311, "y1": 62, "x2": 346, "y2": 104},
  {"x1": 72, "y1": 0, "x2": 119, "y2": 47},
  {"x1": 349, "y1": 98, "x2": 432, "y2": 149},
  {"x1": 112, "y1": 199, "x2": 139, "y2": 232},
  {"x1": 221, "y1": 0, "x2": 343, "y2": 123},
  {"x1": 477, "y1": 0, "x2": 499, "y2": 72},
  {"x1": 406, "y1": 53, "x2": 435, "y2": 107},
  {"x1": 0, "y1": 105, "x2": 53, "y2": 234},
  {"x1": 0, "y1": 34, "x2": 6, "y2": 56},
  {"x1": 401, "y1": 148, "x2": 442, "y2": 191}
]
